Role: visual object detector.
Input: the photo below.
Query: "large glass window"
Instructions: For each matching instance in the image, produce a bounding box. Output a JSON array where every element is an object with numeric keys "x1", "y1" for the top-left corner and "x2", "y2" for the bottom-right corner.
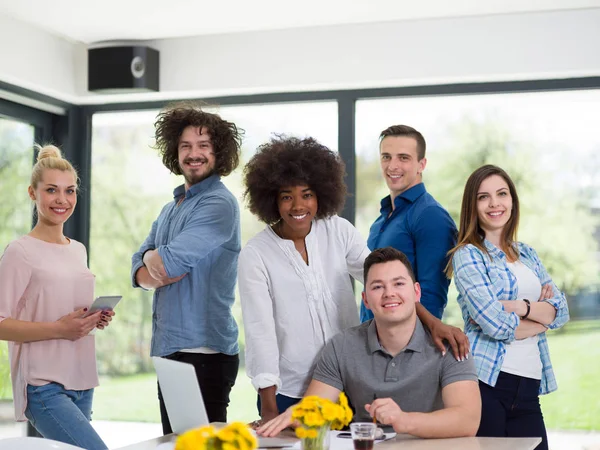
[
  {"x1": 355, "y1": 90, "x2": 600, "y2": 433},
  {"x1": 0, "y1": 117, "x2": 35, "y2": 248},
  {"x1": 0, "y1": 116, "x2": 35, "y2": 434},
  {"x1": 89, "y1": 102, "x2": 337, "y2": 446}
]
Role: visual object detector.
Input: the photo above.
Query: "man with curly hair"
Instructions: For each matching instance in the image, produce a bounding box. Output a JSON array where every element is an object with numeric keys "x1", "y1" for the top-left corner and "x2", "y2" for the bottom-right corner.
[
  {"x1": 131, "y1": 104, "x2": 243, "y2": 434},
  {"x1": 360, "y1": 125, "x2": 470, "y2": 361},
  {"x1": 238, "y1": 135, "x2": 370, "y2": 425}
]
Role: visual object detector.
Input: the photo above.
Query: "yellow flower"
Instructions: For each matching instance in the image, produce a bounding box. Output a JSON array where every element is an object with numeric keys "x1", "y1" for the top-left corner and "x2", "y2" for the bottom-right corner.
[
  {"x1": 176, "y1": 427, "x2": 210, "y2": 450},
  {"x1": 338, "y1": 392, "x2": 349, "y2": 409},
  {"x1": 321, "y1": 403, "x2": 338, "y2": 422},
  {"x1": 228, "y1": 422, "x2": 250, "y2": 432},
  {"x1": 176, "y1": 423, "x2": 257, "y2": 450},
  {"x1": 292, "y1": 408, "x2": 306, "y2": 419},
  {"x1": 336, "y1": 392, "x2": 353, "y2": 428},
  {"x1": 217, "y1": 427, "x2": 237, "y2": 443},
  {"x1": 304, "y1": 412, "x2": 325, "y2": 428},
  {"x1": 229, "y1": 423, "x2": 257, "y2": 450},
  {"x1": 305, "y1": 429, "x2": 318, "y2": 439},
  {"x1": 296, "y1": 427, "x2": 307, "y2": 439},
  {"x1": 236, "y1": 439, "x2": 250, "y2": 450},
  {"x1": 241, "y1": 431, "x2": 258, "y2": 449},
  {"x1": 345, "y1": 408, "x2": 353, "y2": 423},
  {"x1": 199, "y1": 425, "x2": 217, "y2": 439},
  {"x1": 301, "y1": 397, "x2": 321, "y2": 410},
  {"x1": 293, "y1": 394, "x2": 353, "y2": 431}
]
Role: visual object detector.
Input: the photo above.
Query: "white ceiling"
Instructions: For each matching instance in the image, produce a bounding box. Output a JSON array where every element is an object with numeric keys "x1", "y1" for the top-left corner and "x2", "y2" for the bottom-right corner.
[{"x1": 1, "y1": 0, "x2": 600, "y2": 44}]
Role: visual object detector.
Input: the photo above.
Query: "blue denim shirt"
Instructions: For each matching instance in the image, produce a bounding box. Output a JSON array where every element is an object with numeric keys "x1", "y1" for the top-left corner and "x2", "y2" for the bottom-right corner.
[
  {"x1": 452, "y1": 240, "x2": 570, "y2": 394},
  {"x1": 131, "y1": 174, "x2": 240, "y2": 357},
  {"x1": 360, "y1": 183, "x2": 457, "y2": 321}
]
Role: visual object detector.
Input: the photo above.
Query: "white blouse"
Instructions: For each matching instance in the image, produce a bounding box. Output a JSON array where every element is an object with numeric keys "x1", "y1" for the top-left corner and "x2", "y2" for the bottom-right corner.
[
  {"x1": 238, "y1": 216, "x2": 370, "y2": 398},
  {"x1": 502, "y1": 259, "x2": 543, "y2": 380}
]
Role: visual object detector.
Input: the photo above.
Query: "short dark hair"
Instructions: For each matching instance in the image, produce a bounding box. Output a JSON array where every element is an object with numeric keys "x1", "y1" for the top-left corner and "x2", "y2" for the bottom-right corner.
[
  {"x1": 154, "y1": 102, "x2": 243, "y2": 177},
  {"x1": 379, "y1": 125, "x2": 426, "y2": 160},
  {"x1": 243, "y1": 135, "x2": 347, "y2": 224},
  {"x1": 364, "y1": 247, "x2": 416, "y2": 283}
]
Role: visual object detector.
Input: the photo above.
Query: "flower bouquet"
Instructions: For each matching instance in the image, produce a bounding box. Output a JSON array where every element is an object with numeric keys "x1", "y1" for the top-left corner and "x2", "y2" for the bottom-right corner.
[
  {"x1": 292, "y1": 393, "x2": 353, "y2": 450},
  {"x1": 175, "y1": 422, "x2": 258, "y2": 450}
]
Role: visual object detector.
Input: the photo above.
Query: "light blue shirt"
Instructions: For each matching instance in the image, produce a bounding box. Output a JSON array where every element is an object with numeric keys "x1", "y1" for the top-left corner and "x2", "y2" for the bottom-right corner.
[
  {"x1": 452, "y1": 240, "x2": 569, "y2": 394},
  {"x1": 131, "y1": 174, "x2": 240, "y2": 357}
]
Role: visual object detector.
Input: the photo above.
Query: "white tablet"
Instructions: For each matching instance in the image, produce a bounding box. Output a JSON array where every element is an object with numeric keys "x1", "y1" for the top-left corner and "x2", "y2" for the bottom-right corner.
[{"x1": 83, "y1": 295, "x2": 122, "y2": 317}]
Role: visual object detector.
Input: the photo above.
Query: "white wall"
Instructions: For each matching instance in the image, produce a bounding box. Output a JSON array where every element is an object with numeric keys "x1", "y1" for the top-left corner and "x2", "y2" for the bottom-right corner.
[
  {"x1": 1, "y1": 8, "x2": 600, "y2": 105},
  {"x1": 154, "y1": 8, "x2": 600, "y2": 91},
  {"x1": 77, "y1": 7, "x2": 600, "y2": 104},
  {"x1": 0, "y1": 14, "x2": 80, "y2": 102}
]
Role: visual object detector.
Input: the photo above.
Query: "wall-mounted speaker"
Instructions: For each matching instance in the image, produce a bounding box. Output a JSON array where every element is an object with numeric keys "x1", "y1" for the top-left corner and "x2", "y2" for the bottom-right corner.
[{"x1": 88, "y1": 46, "x2": 159, "y2": 93}]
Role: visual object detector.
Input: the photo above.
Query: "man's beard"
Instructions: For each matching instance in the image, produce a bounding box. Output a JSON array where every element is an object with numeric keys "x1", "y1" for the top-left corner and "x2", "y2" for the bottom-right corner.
[
  {"x1": 184, "y1": 169, "x2": 214, "y2": 186},
  {"x1": 181, "y1": 157, "x2": 214, "y2": 186}
]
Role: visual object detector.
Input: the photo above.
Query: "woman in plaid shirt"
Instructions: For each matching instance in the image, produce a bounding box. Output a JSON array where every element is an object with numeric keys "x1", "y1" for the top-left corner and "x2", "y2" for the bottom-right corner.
[{"x1": 447, "y1": 165, "x2": 569, "y2": 450}]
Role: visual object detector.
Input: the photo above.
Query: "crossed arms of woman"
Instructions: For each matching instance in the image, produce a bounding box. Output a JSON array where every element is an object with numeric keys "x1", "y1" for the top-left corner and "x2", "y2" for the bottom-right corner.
[{"x1": 452, "y1": 244, "x2": 569, "y2": 342}]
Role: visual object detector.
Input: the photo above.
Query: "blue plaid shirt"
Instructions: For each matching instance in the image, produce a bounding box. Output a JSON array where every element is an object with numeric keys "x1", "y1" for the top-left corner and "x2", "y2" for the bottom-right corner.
[{"x1": 452, "y1": 240, "x2": 569, "y2": 394}]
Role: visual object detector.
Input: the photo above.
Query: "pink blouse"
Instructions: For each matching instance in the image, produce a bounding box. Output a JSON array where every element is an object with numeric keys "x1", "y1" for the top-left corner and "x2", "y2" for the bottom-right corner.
[{"x1": 0, "y1": 235, "x2": 99, "y2": 421}]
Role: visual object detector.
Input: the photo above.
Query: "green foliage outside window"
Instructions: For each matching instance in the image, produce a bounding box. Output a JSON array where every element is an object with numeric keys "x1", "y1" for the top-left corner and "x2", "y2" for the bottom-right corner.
[{"x1": 0, "y1": 118, "x2": 34, "y2": 399}]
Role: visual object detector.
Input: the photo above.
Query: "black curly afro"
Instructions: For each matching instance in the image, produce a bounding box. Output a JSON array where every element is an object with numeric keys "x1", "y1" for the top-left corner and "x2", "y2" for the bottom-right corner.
[{"x1": 243, "y1": 135, "x2": 347, "y2": 224}]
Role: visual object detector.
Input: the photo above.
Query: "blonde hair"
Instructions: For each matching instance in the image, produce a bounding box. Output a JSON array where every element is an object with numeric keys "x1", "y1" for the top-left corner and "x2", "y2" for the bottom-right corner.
[{"x1": 30, "y1": 144, "x2": 79, "y2": 189}]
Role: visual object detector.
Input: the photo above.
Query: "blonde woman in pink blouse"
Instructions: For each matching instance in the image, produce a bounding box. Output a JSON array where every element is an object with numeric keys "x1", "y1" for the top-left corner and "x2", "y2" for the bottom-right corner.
[{"x1": 0, "y1": 145, "x2": 114, "y2": 450}]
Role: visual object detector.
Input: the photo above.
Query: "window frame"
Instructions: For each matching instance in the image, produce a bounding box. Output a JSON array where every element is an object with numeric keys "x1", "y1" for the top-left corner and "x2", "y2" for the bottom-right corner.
[{"x1": 2, "y1": 76, "x2": 600, "y2": 249}]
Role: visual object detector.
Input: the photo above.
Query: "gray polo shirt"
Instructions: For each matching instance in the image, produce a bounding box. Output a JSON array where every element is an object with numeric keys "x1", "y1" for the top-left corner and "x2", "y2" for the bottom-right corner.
[{"x1": 312, "y1": 317, "x2": 477, "y2": 422}]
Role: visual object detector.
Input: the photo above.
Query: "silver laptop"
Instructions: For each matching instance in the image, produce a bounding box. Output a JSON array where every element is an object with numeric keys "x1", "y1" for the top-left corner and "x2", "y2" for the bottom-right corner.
[
  {"x1": 152, "y1": 356, "x2": 295, "y2": 447},
  {"x1": 153, "y1": 356, "x2": 210, "y2": 434}
]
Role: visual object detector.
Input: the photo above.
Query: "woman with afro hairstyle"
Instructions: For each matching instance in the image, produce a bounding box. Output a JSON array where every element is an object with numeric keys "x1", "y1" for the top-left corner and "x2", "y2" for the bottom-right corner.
[{"x1": 239, "y1": 135, "x2": 370, "y2": 425}]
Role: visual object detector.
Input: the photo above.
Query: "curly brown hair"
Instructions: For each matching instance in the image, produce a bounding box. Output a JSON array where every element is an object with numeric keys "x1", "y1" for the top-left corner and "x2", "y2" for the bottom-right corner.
[
  {"x1": 154, "y1": 102, "x2": 243, "y2": 176},
  {"x1": 243, "y1": 135, "x2": 347, "y2": 224}
]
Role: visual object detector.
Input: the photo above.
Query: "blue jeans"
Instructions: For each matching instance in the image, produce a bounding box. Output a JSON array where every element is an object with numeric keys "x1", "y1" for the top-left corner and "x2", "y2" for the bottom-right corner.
[
  {"x1": 25, "y1": 383, "x2": 107, "y2": 450},
  {"x1": 477, "y1": 372, "x2": 548, "y2": 450}
]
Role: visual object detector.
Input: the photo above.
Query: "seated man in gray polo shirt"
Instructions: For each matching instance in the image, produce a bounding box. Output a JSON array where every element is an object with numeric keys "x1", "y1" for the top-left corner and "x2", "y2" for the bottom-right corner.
[{"x1": 258, "y1": 247, "x2": 480, "y2": 438}]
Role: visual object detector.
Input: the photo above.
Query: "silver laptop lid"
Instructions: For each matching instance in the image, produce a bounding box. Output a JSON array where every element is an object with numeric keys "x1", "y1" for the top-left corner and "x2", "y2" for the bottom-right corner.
[
  {"x1": 152, "y1": 356, "x2": 209, "y2": 434},
  {"x1": 152, "y1": 356, "x2": 295, "y2": 447}
]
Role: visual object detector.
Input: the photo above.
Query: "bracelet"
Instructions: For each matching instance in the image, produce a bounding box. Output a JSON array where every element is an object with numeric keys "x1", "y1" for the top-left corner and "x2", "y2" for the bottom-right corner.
[{"x1": 522, "y1": 299, "x2": 531, "y2": 320}]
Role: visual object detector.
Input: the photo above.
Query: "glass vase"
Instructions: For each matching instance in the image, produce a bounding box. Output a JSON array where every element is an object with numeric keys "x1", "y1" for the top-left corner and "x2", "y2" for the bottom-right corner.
[{"x1": 300, "y1": 425, "x2": 331, "y2": 450}]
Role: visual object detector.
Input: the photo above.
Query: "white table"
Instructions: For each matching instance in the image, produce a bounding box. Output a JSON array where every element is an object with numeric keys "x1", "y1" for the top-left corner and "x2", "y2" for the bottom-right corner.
[
  {"x1": 116, "y1": 433, "x2": 541, "y2": 450},
  {"x1": 378, "y1": 435, "x2": 541, "y2": 450}
]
